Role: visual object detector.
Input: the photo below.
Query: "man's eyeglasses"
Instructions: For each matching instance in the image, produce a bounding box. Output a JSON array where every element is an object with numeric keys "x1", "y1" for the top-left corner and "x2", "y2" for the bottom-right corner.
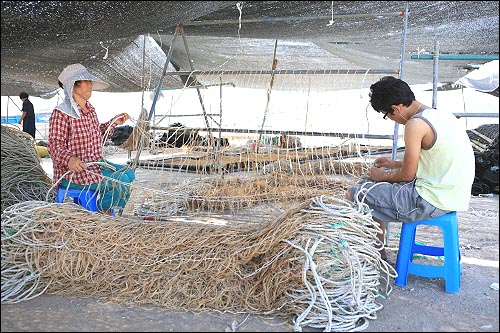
[{"x1": 383, "y1": 111, "x2": 389, "y2": 120}]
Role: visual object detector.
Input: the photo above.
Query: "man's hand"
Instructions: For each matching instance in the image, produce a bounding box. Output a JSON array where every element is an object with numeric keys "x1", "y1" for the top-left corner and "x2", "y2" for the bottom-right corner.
[
  {"x1": 373, "y1": 157, "x2": 403, "y2": 170},
  {"x1": 374, "y1": 157, "x2": 392, "y2": 168},
  {"x1": 68, "y1": 156, "x2": 87, "y2": 173},
  {"x1": 368, "y1": 166, "x2": 386, "y2": 181}
]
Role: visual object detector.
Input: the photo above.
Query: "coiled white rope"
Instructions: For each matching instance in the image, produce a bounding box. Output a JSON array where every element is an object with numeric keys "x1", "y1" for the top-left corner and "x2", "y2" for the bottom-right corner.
[{"x1": 282, "y1": 195, "x2": 397, "y2": 332}]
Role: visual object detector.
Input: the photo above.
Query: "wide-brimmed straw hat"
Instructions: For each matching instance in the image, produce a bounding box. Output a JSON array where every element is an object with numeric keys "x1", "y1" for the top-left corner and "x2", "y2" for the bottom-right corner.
[{"x1": 58, "y1": 63, "x2": 109, "y2": 90}]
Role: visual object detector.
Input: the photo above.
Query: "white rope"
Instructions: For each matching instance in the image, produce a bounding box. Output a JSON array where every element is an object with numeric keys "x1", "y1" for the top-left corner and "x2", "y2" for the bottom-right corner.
[{"x1": 285, "y1": 195, "x2": 396, "y2": 331}]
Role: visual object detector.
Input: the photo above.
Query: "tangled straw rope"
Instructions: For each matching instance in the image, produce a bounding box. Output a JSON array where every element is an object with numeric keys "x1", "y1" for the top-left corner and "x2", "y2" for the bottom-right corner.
[
  {"x1": 1, "y1": 196, "x2": 396, "y2": 332},
  {"x1": 1, "y1": 123, "x2": 396, "y2": 331},
  {"x1": 1, "y1": 125, "x2": 55, "y2": 211},
  {"x1": 184, "y1": 174, "x2": 351, "y2": 213}
]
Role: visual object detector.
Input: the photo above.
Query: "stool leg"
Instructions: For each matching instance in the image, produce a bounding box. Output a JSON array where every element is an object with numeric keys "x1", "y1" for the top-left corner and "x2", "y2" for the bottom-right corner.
[
  {"x1": 443, "y1": 220, "x2": 461, "y2": 293},
  {"x1": 78, "y1": 189, "x2": 99, "y2": 213},
  {"x1": 56, "y1": 188, "x2": 65, "y2": 203},
  {"x1": 395, "y1": 223, "x2": 417, "y2": 287}
]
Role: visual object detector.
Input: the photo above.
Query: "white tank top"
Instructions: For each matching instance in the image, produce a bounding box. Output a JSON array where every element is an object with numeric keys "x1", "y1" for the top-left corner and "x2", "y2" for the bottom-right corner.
[{"x1": 414, "y1": 108, "x2": 475, "y2": 211}]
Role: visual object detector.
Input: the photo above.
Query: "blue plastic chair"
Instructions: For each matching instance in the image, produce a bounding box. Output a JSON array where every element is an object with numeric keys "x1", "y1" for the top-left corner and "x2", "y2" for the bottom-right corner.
[
  {"x1": 56, "y1": 186, "x2": 99, "y2": 212},
  {"x1": 395, "y1": 211, "x2": 461, "y2": 293}
]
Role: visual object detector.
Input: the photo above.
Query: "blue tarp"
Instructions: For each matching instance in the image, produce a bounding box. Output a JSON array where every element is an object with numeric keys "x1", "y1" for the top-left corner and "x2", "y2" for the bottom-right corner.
[{"x1": 1, "y1": 113, "x2": 51, "y2": 124}]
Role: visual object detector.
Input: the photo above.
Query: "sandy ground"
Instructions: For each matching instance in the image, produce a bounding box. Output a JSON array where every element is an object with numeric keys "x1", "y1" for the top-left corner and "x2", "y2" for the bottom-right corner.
[{"x1": 2, "y1": 151, "x2": 499, "y2": 332}]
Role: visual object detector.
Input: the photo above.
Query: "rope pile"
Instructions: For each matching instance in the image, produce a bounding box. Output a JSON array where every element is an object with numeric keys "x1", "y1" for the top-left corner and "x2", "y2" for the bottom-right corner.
[
  {"x1": 1, "y1": 196, "x2": 395, "y2": 332},
  {"x1": 185, "y1": 174, "x2": 351, "y2": 212},
  {"x1": 1, "y1": 125, "x2": 55, "y2": 211},
  {"x1": 130, "y1": 174, "x2": 352, "y2": 220}
]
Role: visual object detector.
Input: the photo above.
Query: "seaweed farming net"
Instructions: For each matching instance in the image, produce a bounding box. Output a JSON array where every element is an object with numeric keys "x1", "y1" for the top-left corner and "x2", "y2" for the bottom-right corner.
[{"x1": 113, "y1": 64, "x2": 397, "y2": 221}]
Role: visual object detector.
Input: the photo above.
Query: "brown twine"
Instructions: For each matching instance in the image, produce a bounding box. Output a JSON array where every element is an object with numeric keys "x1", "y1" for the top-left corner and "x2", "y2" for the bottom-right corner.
[
  {"x1": 186, "y1": 174, "x2": 350, "y2": 212},
  {"x1": 120, "y1": 108, "x2": 150, "y2": 151},
  {"x1": 2, "y1": 197, "x2": 394, "y2": 331},
  {"x1": 2, "y1": 202, "x2": 303, "y2": 312}
]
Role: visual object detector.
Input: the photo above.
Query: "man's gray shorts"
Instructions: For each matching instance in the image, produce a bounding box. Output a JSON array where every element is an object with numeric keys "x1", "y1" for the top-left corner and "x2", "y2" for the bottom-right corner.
[{"x1": 348, "y1": 179, "x2": 451, "y2": 223}]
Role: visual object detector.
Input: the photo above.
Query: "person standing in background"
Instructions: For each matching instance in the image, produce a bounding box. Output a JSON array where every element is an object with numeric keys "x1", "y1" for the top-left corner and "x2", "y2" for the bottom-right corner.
[{"x1": 18, "y1": 92, "x2": 36, "y2": 138}]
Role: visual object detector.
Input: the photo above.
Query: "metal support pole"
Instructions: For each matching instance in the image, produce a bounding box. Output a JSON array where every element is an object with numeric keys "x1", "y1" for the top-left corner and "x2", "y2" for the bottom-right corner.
[
  {"x1": 178, "y1": 24, "x2": 214, "y2": 148},
  {"x1": 411, "y1": 54, "x2": 499, "y2": 61},
  {"x1": 166, "y1": 69, "x2": 399, "y2": 76},
  {"x1": 6, "y1": 96, "x2": 9, "y2": 123},
  {"x1": 149, "y1": 126, "x2": 394, "y2": 140},
  {"x1": 453, "y1": 113, "x2": 499, "y2": 118},
  {"x1": 132, "y1": 25, "x2": 180, "y2": 169},
  {"x1": 392, "y1": 1, "x2": 409, "y2": 161},
  {"x1": 432, "y1": 40, "x2": 440, "y2": 109},
  {"x1": 386, "y1": 1, "x2": 409, "y2": 245},
  {"x1": 218, "y1": 77, "x2": 224, "y2": 177}
]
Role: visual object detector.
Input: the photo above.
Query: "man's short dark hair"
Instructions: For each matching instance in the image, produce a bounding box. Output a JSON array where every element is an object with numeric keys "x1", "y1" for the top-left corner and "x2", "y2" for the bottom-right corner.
[
  {"x1": 19, "y1": 92, "x2": 29, "y2": 99},
  {"x1": 369, "y1": 76, "x2": 415, "y2": 115}
]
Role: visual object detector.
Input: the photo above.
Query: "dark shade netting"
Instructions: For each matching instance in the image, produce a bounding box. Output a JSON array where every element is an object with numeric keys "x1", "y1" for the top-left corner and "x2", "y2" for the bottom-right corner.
[{"x1": 1, "y1": 1, "x2": 499, "y2": 97}]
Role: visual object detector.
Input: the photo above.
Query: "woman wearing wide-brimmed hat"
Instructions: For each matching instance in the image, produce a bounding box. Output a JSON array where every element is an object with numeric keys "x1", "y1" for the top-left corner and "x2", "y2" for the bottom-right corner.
[{"x1": 48, "y1": 63, "x2": 135, "y2": 215}]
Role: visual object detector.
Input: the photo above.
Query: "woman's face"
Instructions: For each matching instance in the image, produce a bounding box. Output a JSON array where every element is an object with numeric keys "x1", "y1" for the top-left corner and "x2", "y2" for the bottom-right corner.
[{"x1": 73, "y1": 80, "x2": 93, "y2": 100}]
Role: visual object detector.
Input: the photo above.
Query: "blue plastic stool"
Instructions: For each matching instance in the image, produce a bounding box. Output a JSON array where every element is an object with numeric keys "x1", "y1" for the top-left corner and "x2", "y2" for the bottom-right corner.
[
  {"x1": 395, "y1": 211, "x2": 461, "y2": 293},
  {"x1": 56, "y1": 186, "x2": 99, "y2": 212}
]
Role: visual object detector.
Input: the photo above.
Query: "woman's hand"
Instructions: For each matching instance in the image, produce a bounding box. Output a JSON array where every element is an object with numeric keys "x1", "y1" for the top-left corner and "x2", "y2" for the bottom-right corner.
[
  {"x1": 114, "y1": 113, "x2": 130, "y2": 125},
  {"x1": 68, "y1": 156, "x2": 87, "y2": 173}
]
